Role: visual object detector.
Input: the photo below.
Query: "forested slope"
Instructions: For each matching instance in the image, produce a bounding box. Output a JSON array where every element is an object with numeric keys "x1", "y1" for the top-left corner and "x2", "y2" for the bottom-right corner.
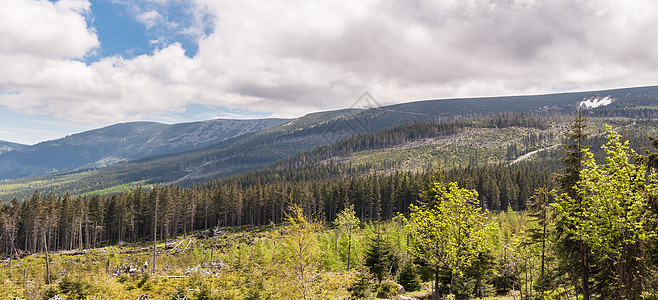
[
  {"x1": 1, "y1": 85, "x2": 658, "y2": 201},
  {"x1": 0, "y1": 118, "x2": 290, "y2": 180}
]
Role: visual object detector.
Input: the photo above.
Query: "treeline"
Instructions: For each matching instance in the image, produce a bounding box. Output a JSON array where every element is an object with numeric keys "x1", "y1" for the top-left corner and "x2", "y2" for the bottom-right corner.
[
  {"x1": 278, "y1": 113, "x2": 548, "y2": 169},
  {"x1": 584, "y1": 107, "x2": 658, "y2": 119},
  {"x1": 0, "y1": 160, "x2": 558, "y2": 256},
  {"x1": 2, "y1": 114, "x2": 654, "y2": 260}
]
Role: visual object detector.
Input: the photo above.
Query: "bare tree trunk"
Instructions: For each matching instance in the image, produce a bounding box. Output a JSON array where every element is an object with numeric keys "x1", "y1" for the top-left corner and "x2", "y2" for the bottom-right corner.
[
  {"x1": 541, "y1": 211, "x2": 546, "y2": 295},
  {"x1": 525, "y1": 255, "x2": 528, "y2": 299},
  {"x1": 152, "y1": 194, "x2": 158, "y2": 274},
  {"x1": 347, "y1": 233, "x2": 352, "y2": 270},
  {"x1": 43, "y1": 231, "x2": 50, "y2": 285},
  {"x1": 433, "y1": 265, "x2": 440, "y2": 300},
  {"x1": 580, "y1": 242, "x2": 590, "y2": 300},
  {"x1": 85, "y1": 210, "x2": 89, "y2": 249},
  {"x1": 78, "y1": 220, "x2": 83, "y2": 251}
]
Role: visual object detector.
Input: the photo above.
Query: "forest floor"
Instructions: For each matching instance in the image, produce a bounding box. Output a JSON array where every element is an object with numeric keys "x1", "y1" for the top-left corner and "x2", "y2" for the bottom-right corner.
[
  {"x1": 0, "y1": 229, "x2": 441, "y2": 299},
  {"x1": 1, "y1": 220, "x2": 532, "y2": 299}
]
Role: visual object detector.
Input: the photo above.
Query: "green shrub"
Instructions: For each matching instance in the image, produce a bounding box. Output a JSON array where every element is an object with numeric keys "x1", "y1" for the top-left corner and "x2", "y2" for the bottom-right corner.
[
  {"x1": 57, "y1": 277, "x2": 92, "y2": 300},
  {"x1": 377, "y1": 280, "x2": 399, "y2": 299},
  {"x1": 349, "y1": 272, "x2": 375, "y2": 300},
  {"x1": 117, "y1": 274, "x2": 130, "y2": 284},
  {"x1": 136, "y1": 273, "x2": 150, "y2": 289}
]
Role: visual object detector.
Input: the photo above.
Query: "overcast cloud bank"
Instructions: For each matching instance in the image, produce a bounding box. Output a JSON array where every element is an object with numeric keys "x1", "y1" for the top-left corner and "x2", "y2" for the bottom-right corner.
[{"x1": 1, "y1": 0, "x2": 658, "y2": 128}]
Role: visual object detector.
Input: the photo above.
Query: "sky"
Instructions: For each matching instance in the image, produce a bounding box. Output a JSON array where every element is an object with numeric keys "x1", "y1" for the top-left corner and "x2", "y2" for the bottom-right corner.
[{"x1": 1, "y1": 0, "x2": 658, "y2": 145}]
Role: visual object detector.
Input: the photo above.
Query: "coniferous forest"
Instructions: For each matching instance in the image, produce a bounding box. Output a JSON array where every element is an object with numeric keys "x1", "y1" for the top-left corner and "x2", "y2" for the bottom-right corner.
[
  {"x1": 5, "y1": 1, "x2": 658, "y2": 298},
  {"x1": 1, "y1": 114, "x2": 658, "y2": 299}
]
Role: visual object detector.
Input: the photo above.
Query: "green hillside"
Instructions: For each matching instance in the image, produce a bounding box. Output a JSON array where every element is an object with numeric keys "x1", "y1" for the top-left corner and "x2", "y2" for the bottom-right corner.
[{"x1": 2, "y1": 85, "x2": 658, "y2": 201}]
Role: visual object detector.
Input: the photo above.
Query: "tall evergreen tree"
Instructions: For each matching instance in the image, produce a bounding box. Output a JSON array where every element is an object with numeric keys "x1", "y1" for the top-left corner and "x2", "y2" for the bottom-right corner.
[{"x1": 553, "y1": 110, "x2": 593, "y2": 299}]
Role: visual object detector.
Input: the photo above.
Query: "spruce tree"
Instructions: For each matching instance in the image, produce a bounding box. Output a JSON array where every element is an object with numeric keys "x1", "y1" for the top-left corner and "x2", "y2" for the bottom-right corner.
[
  {"x1": 398, "y1": 260, "x2": 422, "y2": 292},
  {"x1": 365, "y1": 225, "x2": 398, "y2": 285},
  {"x1": 553, "y1": 110, "x2": 593, "y2": 299}
]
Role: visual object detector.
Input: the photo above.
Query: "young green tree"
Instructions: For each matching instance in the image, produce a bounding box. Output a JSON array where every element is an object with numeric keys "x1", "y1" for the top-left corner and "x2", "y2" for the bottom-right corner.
[
  {"x1": 274, "y1": 204, "x2": 322, "y2": 300},
  {"x1": 555, "y1": 126, "x2": 656, "y2": 299},
  {"x1": 364, "y1": 225, "x2": 398, "y2": 284},
  {"x1": 333, "y1": 204, "x2": 360, "y2": 270},
  {"x1": 398, "y1": 259, "x2": 422, "y2": 292},
  {"x1": 406, "y1": 181, "x2": 490, "y2": 300}
]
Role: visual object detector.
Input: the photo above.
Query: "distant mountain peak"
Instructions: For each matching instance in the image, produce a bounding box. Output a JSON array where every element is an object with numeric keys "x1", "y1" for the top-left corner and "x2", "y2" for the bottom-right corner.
[{"x1": 0, "y1": 140, "x2": 28, "y2": 155}]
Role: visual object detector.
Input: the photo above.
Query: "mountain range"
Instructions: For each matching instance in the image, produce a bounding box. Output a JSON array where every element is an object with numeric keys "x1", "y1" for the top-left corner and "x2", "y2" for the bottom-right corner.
[
  {"x1": 1, "y1": 85, "x2": 657, "y2": 200},
  {"x1": 0, "y1": 118, "x2": 289, "y2": 180}
]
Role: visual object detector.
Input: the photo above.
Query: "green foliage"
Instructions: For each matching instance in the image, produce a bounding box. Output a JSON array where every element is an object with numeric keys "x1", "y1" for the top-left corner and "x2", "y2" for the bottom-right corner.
[
  {"x1": 45, "y1": 276, "x2": 94, "y2": 300},
  {"x1": 555, "y1": 126, "x2": 657, "y2": 298},
  {"x1": 272, "y1": 204, "x2": 323, "y2": 299},
  {"x1": 398, "y1": 260, "x2": 422, "y2": 292},
  {"x1": 377, "y1": 280, "x2": 400, "y2": 298},
  {"x1": 364, "y1": 225, "x2": 399, "y2": 284},
  {"x1": 407, "y1": 181, "x2": 491, "y2": 277},
  {"x1": 334, "y1": 204, "x2": 360, "y2": 234},
  {"x1": 407, "y1": 180, "x2": 491, "y2": 299},
  {"x1": 334, "y1": 204, "x2": 360, "y2": 270},
  {"x1": 349, "y1": 272, "x2": 376, "y2": 300}
]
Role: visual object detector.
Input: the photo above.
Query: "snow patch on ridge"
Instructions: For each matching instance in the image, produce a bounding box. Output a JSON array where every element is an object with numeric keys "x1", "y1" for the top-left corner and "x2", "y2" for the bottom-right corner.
[{"x1": 579, "y1": 96, "x2": 615, "y2": 110}]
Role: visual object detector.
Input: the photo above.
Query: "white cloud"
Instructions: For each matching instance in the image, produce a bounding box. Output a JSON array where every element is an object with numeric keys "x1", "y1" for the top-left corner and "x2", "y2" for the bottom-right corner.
[
  {"x1": 0, "y1": 0, "x2": 97, "y2": 59},
  {"x1": 137, "y1": 10, "x2": 166, "y2": 30},
  {"x1": 2, "y1": 0, "x2": 658, "y2": 131}
]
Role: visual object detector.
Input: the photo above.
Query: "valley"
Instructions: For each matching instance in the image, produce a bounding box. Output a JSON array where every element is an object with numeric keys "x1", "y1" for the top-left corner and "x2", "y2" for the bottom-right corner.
[{"x1": 1, "y1": 86, "x2": 658, "y2": 299}]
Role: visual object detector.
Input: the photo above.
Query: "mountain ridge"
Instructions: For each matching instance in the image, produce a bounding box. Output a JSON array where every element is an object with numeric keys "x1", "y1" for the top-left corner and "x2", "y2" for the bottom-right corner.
[
  {"x1": 0, "y1": 118, "x2": 290, "y2": 180},
  {"x1": 0, "y1": 140, "x2": 28, "y2": 155},
  {"x1": 1, "y1": 85, "x2": 658, "y2": 200}
]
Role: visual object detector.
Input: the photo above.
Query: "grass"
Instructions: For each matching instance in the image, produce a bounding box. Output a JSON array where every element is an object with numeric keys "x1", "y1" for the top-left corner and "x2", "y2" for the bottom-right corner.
[{"x1": 78, "y1": 181, "x2": 154, "y2": 197}]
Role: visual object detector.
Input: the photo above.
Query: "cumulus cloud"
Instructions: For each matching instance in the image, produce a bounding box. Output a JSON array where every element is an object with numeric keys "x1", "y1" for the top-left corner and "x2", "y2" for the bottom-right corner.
[
  {"x1": 2, "y1": 0, "x2": 658, "y2": 129},
  {"x1": 0, "y1": 0, "x2": 97, "y2": 58}
]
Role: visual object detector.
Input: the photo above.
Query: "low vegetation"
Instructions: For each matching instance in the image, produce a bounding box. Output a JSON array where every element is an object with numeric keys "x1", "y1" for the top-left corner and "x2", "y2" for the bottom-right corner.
[{"x1": 3, "y1": 114, "x2": 658, "y2": 299}]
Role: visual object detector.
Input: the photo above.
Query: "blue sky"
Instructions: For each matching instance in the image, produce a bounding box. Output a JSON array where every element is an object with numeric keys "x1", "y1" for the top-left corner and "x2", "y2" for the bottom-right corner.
[
  {"x1": 89, "y1": 0, "x2": 153, "y2": 59},
  {"x1": 87, "y1": 0, "x2": 212, "y2": 60},
  {"x1": 2, "y1": 0, "x2": 658, "y2": 145},
  {"x1": 0, "y1": 0, "x2": 256, "y2": 144}
]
